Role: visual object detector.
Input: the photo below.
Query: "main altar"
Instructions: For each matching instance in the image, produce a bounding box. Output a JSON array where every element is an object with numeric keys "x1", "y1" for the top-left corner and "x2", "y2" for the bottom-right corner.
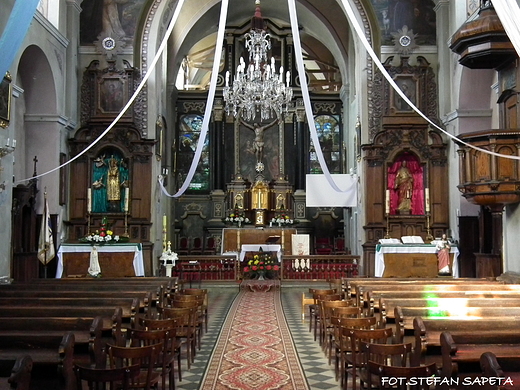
[{"x1": 222, "y1": 227, "x2": 297, "y2": 255}]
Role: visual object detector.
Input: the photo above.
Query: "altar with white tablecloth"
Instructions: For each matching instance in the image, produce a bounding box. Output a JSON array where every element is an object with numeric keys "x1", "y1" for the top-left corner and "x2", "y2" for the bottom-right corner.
[
  {"x1": 375, "y1": 244, "x2": 459, "y2": 278},
  {"x1": 221, "y1": 227, "x2": 297, "y2": 255},
  {"x1": 56, "y1": 243, "x2": 145, "y2": 278}
]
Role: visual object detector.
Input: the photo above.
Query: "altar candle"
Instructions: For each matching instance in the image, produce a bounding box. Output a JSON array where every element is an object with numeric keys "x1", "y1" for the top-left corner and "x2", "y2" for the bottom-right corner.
[
  {"x1": 87, "y1": 188, "x2": 92, "y2": 213},
  {"x1": 124, "y1": 188, "x2": 129, "y2": 212},
  {"x1": 425, "y1": 188, "x2": 430, "y2": 212},
  {"x1": 385, "y1": 190, "x2": 390, "y2": 214},
  {"x1": 163, "y1": 214, "x2": 167, "y2": 230}
]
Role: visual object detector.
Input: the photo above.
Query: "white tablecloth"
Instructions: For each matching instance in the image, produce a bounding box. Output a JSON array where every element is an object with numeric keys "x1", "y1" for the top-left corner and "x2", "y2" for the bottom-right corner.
[
  {"x1": 375, "y1": 245, "x2": 459, "y2": 278},
  {"x1": 239, "y1": 244, "x2": 282, "y2": 263},
  {"x1": 56, "y1": 243, "x2": 145, "y2": 278}
]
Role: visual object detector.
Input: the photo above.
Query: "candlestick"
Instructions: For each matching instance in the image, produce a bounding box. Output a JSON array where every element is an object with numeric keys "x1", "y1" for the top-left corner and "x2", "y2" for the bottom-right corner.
[
  {"x1": 124, "y1": 188, "x2": 129, "y2": 212},
  {"x1": 385, "y1": 189, "x2": 390, "y2": 214},
  {"x1": 425, "y1": 188, "x2": 430, "y2": 213},
  {"x1": 87, "y1": 188, "x2": 92, "y2": 213}
]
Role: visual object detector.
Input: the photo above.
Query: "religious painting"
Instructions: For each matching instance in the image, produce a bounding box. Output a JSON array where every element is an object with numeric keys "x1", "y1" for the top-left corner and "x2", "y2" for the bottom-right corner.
[
  {"x1": 99, "y1": 78, "x2": 125, "y2": 113},
  {"x1": 387, "y1": 152, "x2": 424, "y2": 215},
  {"x1": 0, "y1": 72, "x2": 12, "y2": 129},
  {"x1": 80, "y1": 0, "x2": 147, "y2": 45},
  {"x1": 372, "y1": 0, "x2": 436, "y2": 45},
  {"x1": 391, "y1": 75, "x2": 417, "y2": 113}
]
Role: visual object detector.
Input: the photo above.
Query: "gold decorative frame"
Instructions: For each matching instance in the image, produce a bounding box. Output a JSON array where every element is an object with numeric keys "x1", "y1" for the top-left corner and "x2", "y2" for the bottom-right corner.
[{"x1": 0, "y1": 72, "x2": 12, "y2": 128}]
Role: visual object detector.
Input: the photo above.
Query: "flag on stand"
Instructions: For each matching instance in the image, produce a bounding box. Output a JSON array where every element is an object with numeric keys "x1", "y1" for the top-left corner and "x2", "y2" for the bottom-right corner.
[{"x1": 37, "y1": 194, "x2": 55, "y2": 265}]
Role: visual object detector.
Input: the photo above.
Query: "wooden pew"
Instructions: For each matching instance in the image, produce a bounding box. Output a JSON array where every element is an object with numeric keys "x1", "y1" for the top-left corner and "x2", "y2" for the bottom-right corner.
[
  {"x1": 0, "y1": 305, "x2": 136, "y2": 327},
  {"x1": 440, "y1": 331, "x2": 520, "y2": 387},
  {"x1": 364, "y1": 290, "x2": 520, "y2": 318},
  {"x1": 357, "y1": 283, "x2": 520, "y2": 309},
  {"x1": 0, "y1": 332, "x2": 75, "y2": 390},
  {"x1": 413, "y1": 316, "x2": 520, "y2": 367},
  {"x1": 344, "y1": 277, "x2": 498, "y2": 300},
  {"x1": 392, "y1": 305, "x2": 520, "y2": 343},
  {"x1": 0, "y1": 278, "x2": 176, "y2": 389}
]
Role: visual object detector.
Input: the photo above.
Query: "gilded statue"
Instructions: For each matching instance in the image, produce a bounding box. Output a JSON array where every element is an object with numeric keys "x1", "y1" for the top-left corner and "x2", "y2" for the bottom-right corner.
[
  {"x1": 107, "y1": 155, "x2": 121, "y2": 202},
  {"x1": 394, "y1": 160, "x2": 413, "y2": 212}
]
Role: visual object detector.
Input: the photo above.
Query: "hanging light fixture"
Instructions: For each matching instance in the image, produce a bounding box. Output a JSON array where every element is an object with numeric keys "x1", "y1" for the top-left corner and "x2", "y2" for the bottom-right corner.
[{"x1": 223, "y1": 0, "x2": 293, "y2": 121}]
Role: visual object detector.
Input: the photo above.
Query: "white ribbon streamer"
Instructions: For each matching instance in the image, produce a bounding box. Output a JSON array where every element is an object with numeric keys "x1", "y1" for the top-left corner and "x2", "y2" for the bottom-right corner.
[
  {"x1": 337, "y1": 0, "x2": 520, "y2": 161},
  {"x1": 288, "y1": 0, "x2": 348, "y2": 193},
  {"x1": 492, "y1": 0, "x2": 520, "y2": 59},
  {"x1": 15, "y1": 0, "x2": 187, "y2": 184},
  {"x1": 164, "y1": 0, "x2": 229, "y2": 197}
]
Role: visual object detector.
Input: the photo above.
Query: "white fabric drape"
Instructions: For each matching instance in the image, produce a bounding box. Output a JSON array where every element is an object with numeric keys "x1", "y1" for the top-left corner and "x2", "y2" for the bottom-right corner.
[{"x1": 492, "y1": 0, "x2": 520, "y2": 59}]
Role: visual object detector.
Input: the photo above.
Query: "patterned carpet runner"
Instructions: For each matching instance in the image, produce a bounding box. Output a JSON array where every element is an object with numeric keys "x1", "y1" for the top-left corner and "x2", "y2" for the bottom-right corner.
[{"x1": 200, "y1": 287, "x2": 310, "y2": 390}]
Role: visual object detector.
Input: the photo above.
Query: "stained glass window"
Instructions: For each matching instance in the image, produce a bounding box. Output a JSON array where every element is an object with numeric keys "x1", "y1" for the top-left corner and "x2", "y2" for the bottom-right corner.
[
  {"x1": 310, "y1": 115, "x2": 341, "y2": 174},
  {"x1": 178, "y1": 114, "x2": 210, "y2": 191}
]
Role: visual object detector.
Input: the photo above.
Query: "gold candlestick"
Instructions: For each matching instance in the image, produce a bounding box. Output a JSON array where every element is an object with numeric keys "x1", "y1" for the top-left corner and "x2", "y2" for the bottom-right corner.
[
  {"x1": 122, "y1": 211, "x2": 129, "y2": 238},
  {"x1": 384, "y1": 213, "x2": 390, "y2": 239},
  {"x1": 425, "y1": 212, "x2": 433, "y2": 242}
]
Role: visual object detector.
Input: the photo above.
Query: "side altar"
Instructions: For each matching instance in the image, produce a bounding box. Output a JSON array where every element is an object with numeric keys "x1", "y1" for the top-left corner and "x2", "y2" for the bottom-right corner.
[
  {"x1": 222, "y1": 228, "x2": 297, "y2": 255},
  {"x1": 56, "y1": 243, "x2": 145, "y2": 278},
  {"x1": 375, "y1": 244, "x2": 459, "y2": 278}
]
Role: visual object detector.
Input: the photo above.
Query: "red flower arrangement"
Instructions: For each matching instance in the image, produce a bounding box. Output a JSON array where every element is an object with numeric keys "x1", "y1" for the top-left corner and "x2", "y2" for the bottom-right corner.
[{"x1": 243, "y1": 247, "x2": 279, "y2": 280}]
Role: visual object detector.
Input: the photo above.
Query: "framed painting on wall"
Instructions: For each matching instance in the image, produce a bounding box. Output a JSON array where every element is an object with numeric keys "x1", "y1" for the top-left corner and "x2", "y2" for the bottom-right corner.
[{"x1": 0, "y1": 72, "x2": 12, "y2": 129}]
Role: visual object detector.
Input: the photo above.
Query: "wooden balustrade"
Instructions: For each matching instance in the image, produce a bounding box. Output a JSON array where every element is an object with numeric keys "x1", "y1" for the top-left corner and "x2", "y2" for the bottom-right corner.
[
  {"x1": 162, "y1": 254, "x2": 359, "y2": 281},
  {"x1": 281, "y1": 255, "x2": 359, "y2": 280}
]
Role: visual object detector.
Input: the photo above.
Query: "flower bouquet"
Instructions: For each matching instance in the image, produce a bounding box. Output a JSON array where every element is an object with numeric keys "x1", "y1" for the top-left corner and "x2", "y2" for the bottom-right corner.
[
  {"x1": 271, "y1": 210, "x2": 296, "y2": 226},
  {"x1": 243, "y1": 248, "x2": 280, "y2": 280},
  {"x1": 224, "y1": 208, "x2": 250, "y2": 228},
  {"x1": 80, "y1": 216, "x2": 129, "y2": 245}
]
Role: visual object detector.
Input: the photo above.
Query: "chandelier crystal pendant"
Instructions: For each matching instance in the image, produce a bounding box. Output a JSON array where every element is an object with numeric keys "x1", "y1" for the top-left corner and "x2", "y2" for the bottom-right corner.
[{"x1": 223, "y1": 1, "x2": 293, "y2": 121}]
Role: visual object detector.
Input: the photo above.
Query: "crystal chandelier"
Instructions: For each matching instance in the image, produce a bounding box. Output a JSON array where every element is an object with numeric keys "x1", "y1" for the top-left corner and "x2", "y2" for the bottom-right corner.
[{"x1": 223, "y1": 1, "x2": 293, "y2": 121}]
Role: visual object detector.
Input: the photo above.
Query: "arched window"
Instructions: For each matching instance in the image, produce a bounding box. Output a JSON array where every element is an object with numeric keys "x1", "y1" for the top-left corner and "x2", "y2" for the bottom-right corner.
[
  {"x1": 310, "y1": 114, "x2": 341, "y2": 174},
  {"x1": 177, "y1": 114, "x2": 210, "y2": 191}
]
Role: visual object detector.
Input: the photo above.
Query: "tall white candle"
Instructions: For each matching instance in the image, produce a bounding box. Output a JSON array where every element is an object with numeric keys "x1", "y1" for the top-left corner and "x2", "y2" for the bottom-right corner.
[
  {"x1": 124, "y1": 187, "x2": 129, "y2": 212},
  {"x1": 425, "y1": 188, "x2": 430, "y2": 213},
  {"x1": 163, "y1": 215, "x2": 167, "y2": 230},
  {"x1": 87, "y1": 188, "x2": 92, "y2": 213},
  {"x1": 385, "y1": 189, "x2": 390, "y2": 214}
]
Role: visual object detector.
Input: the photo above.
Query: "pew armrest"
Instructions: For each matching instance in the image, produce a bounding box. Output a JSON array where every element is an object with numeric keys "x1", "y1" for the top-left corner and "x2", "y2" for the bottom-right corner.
[
  {"x1": 58, "y1": 332, "x2": 75, "y2": 390},
  {"x1": 440, "y1": 331, "x2": 459, "y2": 379},
  {"x1": 7, "y1": 355, "x2": 33, "y2": 390}
]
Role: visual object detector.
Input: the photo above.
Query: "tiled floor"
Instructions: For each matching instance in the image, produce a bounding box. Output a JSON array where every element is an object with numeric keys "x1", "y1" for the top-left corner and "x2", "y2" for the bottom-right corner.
[{"x1": 173, "y1": 281, "x2": 342, "y2": 390}]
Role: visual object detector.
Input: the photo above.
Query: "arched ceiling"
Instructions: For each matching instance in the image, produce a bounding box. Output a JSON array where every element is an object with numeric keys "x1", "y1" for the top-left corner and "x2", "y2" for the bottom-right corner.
[{"x1": 165, "y1": 0, "x2": 354, "y2": 92}]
